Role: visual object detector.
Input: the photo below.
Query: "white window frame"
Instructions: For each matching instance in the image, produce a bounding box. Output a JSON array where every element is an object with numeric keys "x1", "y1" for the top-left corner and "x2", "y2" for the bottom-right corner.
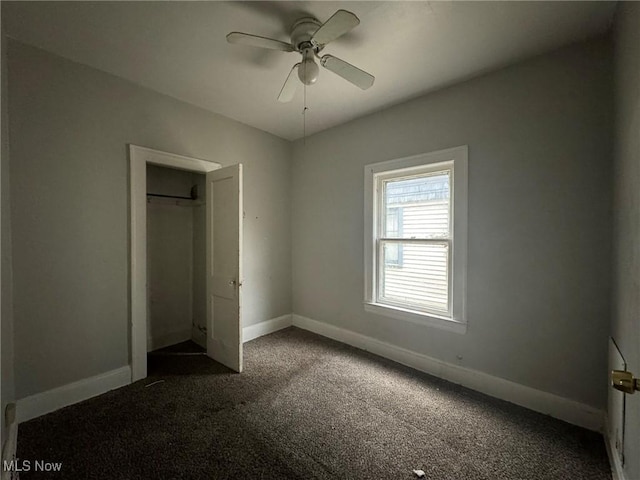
[{"x1": 364, "y1": 146, "x2": 468, "y2": 334}]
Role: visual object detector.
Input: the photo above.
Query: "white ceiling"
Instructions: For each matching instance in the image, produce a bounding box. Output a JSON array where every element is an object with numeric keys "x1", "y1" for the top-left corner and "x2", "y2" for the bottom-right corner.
[{"x1": 3, "y1": 1, "x2": 616, "y2": 141}]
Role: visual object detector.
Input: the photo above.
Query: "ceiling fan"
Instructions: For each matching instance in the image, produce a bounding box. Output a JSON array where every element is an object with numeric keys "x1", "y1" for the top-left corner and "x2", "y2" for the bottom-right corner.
[{"x1": 226, "y1": 9, "x2": 375, "y2": 103}]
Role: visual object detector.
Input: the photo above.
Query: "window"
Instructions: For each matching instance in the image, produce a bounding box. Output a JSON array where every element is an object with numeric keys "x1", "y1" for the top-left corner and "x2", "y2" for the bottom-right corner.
[{"x1": 364, "y1": 146, "x2": 468, "y2": 334}]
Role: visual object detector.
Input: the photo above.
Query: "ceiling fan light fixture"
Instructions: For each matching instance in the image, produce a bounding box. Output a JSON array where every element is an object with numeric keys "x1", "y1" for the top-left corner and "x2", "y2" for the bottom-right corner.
[{"x1": 298, "y1": 57, "x2": 319, "y2": 85}]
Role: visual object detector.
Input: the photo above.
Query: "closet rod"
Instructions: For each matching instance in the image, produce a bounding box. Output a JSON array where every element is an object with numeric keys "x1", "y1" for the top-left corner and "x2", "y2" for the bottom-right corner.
[{"x1": 146, "y1": 193, "x2": 195, "y2": 200}]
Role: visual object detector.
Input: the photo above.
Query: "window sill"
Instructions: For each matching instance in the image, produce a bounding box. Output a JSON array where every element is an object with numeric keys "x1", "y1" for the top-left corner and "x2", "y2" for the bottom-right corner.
[{"x1": 364, "y1": 302, "x2": 467, "y2": 334}]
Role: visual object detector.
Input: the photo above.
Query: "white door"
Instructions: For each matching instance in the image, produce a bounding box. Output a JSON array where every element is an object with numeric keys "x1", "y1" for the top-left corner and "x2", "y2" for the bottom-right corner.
[
  {"x1": 608, "y1": 338, "x2": 626, "y2": 465},
  {"x1": 206, "y1": 164, "x2": 243, "y2": 372}
]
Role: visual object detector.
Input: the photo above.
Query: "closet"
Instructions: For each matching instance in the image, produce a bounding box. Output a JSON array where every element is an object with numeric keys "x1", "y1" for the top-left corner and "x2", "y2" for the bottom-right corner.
[{"x1": 146, "y1": 164, "x2": 206, "y2": 353}]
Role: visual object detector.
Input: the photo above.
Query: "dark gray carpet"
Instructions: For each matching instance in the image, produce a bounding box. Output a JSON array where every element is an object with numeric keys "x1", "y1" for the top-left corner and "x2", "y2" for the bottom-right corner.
[{"x1": 18, "y1": 327, "x2": 611, "y2": 479}]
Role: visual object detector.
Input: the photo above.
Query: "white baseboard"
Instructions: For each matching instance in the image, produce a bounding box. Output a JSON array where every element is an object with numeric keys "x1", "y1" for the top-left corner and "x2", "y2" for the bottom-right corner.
[
  {"x1": 16, "y1": 366, "x2": 131, "y2": 423},
  {"x1": 148, "y1": 328, "x2": 192, "y2": 352},
  {"x1": 292, "y1": 314, "x2": 604, "y2": 432},
  {"x1": 604, "y1": 416, "x2": 628, "y2": 480},
  {"x1": 243, "y1": 314, "x2": 292, "y2": 343}
]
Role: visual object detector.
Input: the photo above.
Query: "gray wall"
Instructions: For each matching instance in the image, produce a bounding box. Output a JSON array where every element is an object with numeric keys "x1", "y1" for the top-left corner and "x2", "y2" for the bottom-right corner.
[
  {"x1": 612, "y1": 2, "x2": 640, "y2": 478},
  {"x1": 291, "y1": 38, "x2": 612, "y2": 409},
  {"x1": 8, "y1": 40, "x2": 292, "y2": 399},
  {"x1": 1, "y1": 31, "x2": 15, "y2": 442}
]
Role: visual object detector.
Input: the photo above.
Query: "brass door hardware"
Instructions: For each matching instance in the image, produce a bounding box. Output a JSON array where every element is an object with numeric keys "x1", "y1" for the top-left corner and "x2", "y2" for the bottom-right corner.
[{"x1": 612, "y1": 370, "x2": 640, "y2": 394}]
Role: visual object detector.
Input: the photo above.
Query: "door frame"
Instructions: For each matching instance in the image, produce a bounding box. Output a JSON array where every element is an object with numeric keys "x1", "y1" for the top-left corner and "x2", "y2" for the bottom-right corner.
[{"x1": 129, "y1": 145, "x2": 221, "y2": 382}]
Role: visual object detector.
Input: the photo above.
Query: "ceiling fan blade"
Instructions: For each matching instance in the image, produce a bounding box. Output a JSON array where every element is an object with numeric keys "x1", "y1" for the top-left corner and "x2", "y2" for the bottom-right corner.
[
  {"x1": 226, "y1": 32, "x2": 294, "y2": 52},
  {"x1": 278, "y1": 63, "x2": 300, "y2": 103},
  {"x1": 311, "y1": 10, "x2": 360, "y2": 46},
  {"x1": 320, "y1": 55, "x2": 374, "y2": 90}
]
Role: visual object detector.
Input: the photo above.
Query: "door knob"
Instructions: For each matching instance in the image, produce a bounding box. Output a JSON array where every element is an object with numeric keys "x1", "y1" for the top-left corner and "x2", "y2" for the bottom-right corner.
[{"x1": 611, "y1": 370, "x2": 640, "y2": 394}]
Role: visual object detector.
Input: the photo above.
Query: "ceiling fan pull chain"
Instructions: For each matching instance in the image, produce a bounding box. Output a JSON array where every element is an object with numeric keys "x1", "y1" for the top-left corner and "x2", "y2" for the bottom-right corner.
[
  {"x1": 302, "y1": 79, "x2": 307, "y2": 144},
  {"x1": 303, "y1": 106, "x2": 308, "y2": 145}
]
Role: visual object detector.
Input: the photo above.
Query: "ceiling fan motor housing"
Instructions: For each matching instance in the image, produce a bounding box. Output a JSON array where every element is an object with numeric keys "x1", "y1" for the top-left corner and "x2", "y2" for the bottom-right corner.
[{"x1": 290, "y1": 17, "x2": 322, "y2": 52}]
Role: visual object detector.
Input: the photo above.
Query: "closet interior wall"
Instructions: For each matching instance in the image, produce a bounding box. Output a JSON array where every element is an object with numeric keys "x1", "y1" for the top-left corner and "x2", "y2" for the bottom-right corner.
[{"x1": 146, "y1": 165, "x2": 206, "y2": 351}]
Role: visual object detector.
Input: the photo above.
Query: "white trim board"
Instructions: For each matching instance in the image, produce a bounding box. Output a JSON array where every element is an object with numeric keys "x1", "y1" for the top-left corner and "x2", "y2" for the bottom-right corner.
[
  {"x1": 292, "y1": 314, "x2": 604, "y2": 432},
  {"x1": 604, "y1": 416, "x2": 628, "y2": 480},
  {"x1": 16, "y1": 366, "x2": 131, "y2": 423},
  {"x1": 243, "y1": 314, "x2": 292, "y2": 343},
  {"x1": 130, "y1": 145, "x2": 218, "y2": 173}
]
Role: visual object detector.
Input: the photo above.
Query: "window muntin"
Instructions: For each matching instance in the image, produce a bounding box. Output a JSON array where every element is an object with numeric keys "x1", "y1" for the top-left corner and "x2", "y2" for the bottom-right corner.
[{"x1": 376, "y1": 168, "x2": 453, "y2": 316}]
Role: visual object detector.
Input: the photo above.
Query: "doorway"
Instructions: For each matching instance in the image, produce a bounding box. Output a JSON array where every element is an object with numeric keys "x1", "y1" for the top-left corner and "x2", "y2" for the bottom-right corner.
[
  {"x1": 146, "y1": 164, "x2": 206, "y2": 358},
  {"x1": 129, "y1": 145, "x2": 244, "y2": 382}
]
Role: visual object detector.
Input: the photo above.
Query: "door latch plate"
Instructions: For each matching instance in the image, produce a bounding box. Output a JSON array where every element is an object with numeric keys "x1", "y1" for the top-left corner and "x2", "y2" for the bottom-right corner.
[{"x1": 612, "y1": 370, "x2": 640, "y2": 394}]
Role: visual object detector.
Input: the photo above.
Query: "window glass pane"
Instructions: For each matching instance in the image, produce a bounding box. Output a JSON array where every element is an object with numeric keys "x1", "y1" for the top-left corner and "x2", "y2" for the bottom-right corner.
[
  {"x1": 384, "y1": 241, "x2": 403, "y2": 268},
  {"x1": 384, "y1": 171, "x2": 450, "y2": 239},
  {"x1": 380, "y1": 241, "x2": 449, "y2": 312}
]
